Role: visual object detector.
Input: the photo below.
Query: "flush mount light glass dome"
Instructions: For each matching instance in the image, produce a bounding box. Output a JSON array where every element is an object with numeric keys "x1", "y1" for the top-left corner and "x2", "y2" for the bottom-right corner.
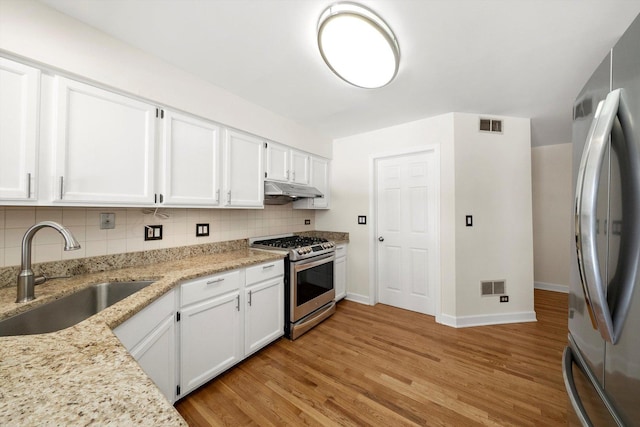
[{"x1": 317, "y1": 2, "x2": 400, "y2": 89}]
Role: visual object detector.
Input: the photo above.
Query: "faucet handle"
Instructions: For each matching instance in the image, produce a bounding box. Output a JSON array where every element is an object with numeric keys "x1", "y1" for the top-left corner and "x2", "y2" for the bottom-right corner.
[{"x1": 34, "y1": 275, "x2": 72, "y2": 286}]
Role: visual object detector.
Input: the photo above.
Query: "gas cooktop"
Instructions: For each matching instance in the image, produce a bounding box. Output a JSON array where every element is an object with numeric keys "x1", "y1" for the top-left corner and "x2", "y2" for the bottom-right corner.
[{"x1": 251, "y1": 235, "x2": 335, "y2": 261}]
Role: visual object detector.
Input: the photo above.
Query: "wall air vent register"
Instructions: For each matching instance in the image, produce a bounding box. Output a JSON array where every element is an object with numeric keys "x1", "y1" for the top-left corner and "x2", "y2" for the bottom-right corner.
[{"x1": 479, "y1": 118, "x2": 503, "y2": 133}]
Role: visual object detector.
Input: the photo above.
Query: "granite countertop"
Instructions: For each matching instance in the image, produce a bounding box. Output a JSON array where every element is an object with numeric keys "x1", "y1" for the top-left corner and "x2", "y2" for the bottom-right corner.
[{"x1": 0, "y1": 248, "x2": 285, "y2": 426}]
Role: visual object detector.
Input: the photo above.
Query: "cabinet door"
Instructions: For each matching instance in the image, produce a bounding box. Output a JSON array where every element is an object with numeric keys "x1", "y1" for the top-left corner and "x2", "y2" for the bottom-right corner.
[
  {"x1": 334, "y1": 245, "x2": 347, "y2": 300},
  {"x1": 310, "y1": 156, "x2": 329, "y2": 208},
  {"x1": 179, "y1": 291, "x2": 242, "y2": 395},
  {"x1": 223, "y1": 129, "x2": 264, "y2": 207},
  {"x1": 290, "y1": 149, "x2": 310, "y2": 185},
  {"x1": 53, "y1": 76, "x2": 156, "y2": 204},
  {"x1": 129, "y1": 314, "x2": 176, "y2": 403},
  {"x1": 293, "y1": 156, "x2": 330, "y2": 209},
  {"x1": 245, "y1": 277, "x2": 284, "y2": 357},
  {"x1": 265, "y1": 142, "x2": 289, "y2": 182},
  {"x1": 0, "y1": 58, "x2": 39, "y2": 201},
  {"x1": 160, "y1": 110, "x2": 221, "y2": 206}
]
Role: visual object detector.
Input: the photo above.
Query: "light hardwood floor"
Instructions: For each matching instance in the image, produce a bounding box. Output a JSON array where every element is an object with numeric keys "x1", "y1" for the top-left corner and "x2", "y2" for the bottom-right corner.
[{"x1": 175, "y1": 289, "x2": 569, "y2": 426}]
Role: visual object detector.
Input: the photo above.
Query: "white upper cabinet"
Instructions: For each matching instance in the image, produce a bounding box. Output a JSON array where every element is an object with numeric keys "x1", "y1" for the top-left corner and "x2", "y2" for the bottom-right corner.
[
  {"x1": 294, "y1": 156, "x2": 330, "y2": 209},
  {"x1": 264, "y1": 141, "x2": 289, "y2": 182},
  {"x1": 223, "y1": 129, "x2": 264, "y2": 208},
  {"x1": 159, "y1": 110, "x2": 221, "y2": 206},
  {"x1": 52, "y1": 76, "x2": 156, "y2": 205},
  {"x1": 290, "y1": 149, "x2": 310, "y2": 185},
  {"x1": 265, "y1": 142, "x2": 310, "y2": 185},
  {"x1": 0, "y1": 58, "x2": 40, "y2": 202}
]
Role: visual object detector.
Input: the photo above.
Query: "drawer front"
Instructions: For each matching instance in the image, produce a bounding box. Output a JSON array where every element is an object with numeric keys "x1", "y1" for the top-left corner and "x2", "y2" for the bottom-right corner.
[
  {"x1": 246, "y1": 260, "x2": 284, "y2": 286},
  {"x1": 181, "y1": 270, "x2": 241, "y2": 307}
]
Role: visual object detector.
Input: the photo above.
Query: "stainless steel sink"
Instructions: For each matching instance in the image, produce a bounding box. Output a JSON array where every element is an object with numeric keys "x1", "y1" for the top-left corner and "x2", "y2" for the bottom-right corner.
[{"x1": 0, "y1": 280, "x2": 155, "y2": 337}]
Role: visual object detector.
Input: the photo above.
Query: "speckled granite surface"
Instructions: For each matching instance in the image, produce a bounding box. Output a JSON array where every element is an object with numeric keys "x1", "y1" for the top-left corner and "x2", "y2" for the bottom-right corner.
[
  {"x1": 300, "y1": 230, "x2": 349, "y2": 244},
  {"x1": 0, "y1": 248, "x2": 285, "y2": 426}
]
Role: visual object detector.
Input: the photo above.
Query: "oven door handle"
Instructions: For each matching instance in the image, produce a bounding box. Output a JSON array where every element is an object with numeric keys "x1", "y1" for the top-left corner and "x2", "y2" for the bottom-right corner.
[{"x1": 293, "y1": 253, "x2": 335, "y2": 273}]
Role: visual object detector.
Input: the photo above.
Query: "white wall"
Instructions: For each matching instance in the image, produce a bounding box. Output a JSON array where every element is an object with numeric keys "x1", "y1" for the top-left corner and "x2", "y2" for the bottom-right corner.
[
  {"x1": 531, "y1": 143, "x2": 572, "y2": 291},
  {"x1": 453, "y1": 113, "x2": 535, "y2": 320},
  {"x1": 317, "y1": 112, "x2": 535, "y2": 325},
  {"x1": 0, "y1": 0, "x2": 331, "y2": 158},
  {"x1": 316, "y1": 114, "x2": 456, "y2": 313}
]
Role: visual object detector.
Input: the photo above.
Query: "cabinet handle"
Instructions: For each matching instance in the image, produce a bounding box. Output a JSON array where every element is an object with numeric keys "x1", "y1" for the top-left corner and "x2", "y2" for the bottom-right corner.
[
  {"x1": 236, "y1": 294, "x2": 240, "y2": 311},
  {"x1": 262, "y1": 264, "x2": 275, "y2": 270},
  {"x1": 159, "y1": 193, "x2": 164, "y2": 203},
  {"x1": 216, "y1": 189, "x2": 220, "y2": 202},
  {"x1": 206, "y1": 278, "x2": 225, "y2": 285},
  {"x1": 248, "y1": 290, "x2": 252, "y2": 306},
  {"x1": 26, "y1": 173, "x2": 31, "y2": 198},
  {"x1": 59, "y1": 176, "x2": 64, "y2": 200},
  {"x1": 292, "y1": 171, "x2": 296, "y2": 181},
  {"x1": 286, "y1": 170, "x2": 290, "y2": 180},
  {"x1": 227, "y1": 191, "x2": 231, "y2": 203}
]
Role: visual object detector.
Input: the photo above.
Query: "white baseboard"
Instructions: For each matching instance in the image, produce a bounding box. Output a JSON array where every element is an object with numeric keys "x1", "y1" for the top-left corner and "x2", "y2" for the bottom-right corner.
[
  {"x1": 345, "y1": 292, "x2": 370, "y2": 305},
  {"x1": 437, "y1": 311, "x2": 537, "y2": 328},
  {"x1": 534, "y1": 281, "x2": 569, "y2": 293}
]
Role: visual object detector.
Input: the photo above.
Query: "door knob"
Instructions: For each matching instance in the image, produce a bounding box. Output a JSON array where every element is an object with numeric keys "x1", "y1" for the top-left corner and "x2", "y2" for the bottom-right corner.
[{"x1": 378, "y1": 237, "x2": 384, "y2": 242}]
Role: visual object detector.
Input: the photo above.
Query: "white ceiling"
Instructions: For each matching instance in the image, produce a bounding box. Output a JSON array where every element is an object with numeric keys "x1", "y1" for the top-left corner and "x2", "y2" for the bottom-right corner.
[{"x1": 39, "y1": 0, "x2": 640, "y2": 147}]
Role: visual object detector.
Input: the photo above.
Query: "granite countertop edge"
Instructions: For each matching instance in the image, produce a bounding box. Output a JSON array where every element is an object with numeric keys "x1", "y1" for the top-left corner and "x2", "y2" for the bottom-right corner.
[{"x1": 0, "y1": 249, "x2": 286, "y2": 426}]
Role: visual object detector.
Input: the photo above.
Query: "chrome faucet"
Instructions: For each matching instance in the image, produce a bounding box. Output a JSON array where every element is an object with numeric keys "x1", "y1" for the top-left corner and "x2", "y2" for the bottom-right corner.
[{"x1": 16, "y1": 221, "x2": 81, "y2": 303}]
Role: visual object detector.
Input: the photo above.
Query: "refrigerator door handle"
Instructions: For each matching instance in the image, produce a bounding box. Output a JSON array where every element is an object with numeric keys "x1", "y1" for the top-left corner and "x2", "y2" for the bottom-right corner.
[
  {"x1": 562, "y1": 347, "x2": 594, "y2": 427},
  {"x1": 576, "y1": 89, "x2": 621, "y2": 344}
]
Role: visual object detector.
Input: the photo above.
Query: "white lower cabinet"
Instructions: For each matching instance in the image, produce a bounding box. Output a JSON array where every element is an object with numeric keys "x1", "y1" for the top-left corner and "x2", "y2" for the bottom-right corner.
[
  {"x1": 113, "y1": 261, "x2": 284, "y2": 402},
  {"x1": 177, "y1": 260, "x2": 283, "y2": 399},
  {"x1": 178, "y1": 269, "x2": 242, "y2": 396},
  {"x1": 113, "y1": 290, "x2": 177, "y2": 403},
  {"x1": 244, "y1": 262, "x2": 284, "y2": 357},
  {"x1": 334, "y1": 244, "x2": 348, "y2": 300}
]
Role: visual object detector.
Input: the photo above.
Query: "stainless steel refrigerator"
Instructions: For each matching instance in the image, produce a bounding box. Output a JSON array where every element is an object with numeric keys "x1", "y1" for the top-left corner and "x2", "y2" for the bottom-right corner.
[{"x1": 563, "y1": 13, "x2": 640, "y2": 427}]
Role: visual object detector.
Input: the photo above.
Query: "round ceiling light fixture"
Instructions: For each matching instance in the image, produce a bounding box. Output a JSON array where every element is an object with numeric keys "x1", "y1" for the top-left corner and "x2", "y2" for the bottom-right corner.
[{"x1": 317, "y1": 2, "x2": 400, "y2": 89}]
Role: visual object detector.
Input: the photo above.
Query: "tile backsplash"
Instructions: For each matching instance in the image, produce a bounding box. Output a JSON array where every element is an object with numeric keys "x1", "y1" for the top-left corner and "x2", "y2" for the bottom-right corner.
[{"x1": 0, "y1": 205, "x2": 315, "y2": 267}]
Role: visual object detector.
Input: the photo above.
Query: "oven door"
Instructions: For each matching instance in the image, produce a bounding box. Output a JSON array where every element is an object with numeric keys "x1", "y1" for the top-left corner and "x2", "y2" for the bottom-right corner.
[{"x1": 291, "y1": 253, "x2": 335, "y2": 322}]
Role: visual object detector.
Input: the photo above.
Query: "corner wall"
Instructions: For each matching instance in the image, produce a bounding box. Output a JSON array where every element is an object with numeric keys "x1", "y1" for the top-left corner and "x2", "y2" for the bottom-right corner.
[
  {"x1": 318, "y1": 112, "x2": 536, "y2": 326},
  {"x1": 451, "y1": 113, "x2": 535, "y2": 324},
  {"x1": 316, "y1": 114, "x2": 457, "y2": 316},
  {"x1": 531, "y1": 143, "x2": 572, "y2": 292}
]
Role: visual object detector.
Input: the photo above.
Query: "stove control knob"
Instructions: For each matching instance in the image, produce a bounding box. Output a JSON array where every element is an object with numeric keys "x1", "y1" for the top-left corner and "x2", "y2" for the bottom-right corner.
[{"x1": 297, "y1": 249, "x2": 304, "y2": 255}]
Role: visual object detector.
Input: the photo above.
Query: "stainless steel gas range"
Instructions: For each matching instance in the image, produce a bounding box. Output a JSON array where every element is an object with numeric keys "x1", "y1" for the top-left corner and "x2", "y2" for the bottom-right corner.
[{"x1": 251, "y1": 235, "x2": 336, "y2": 340}]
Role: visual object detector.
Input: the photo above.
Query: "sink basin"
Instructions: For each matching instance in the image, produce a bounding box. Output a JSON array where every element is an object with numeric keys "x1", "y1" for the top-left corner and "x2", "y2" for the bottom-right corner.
[{"x1": 0, "y1": 280, "x2": 155, "y2": 337}]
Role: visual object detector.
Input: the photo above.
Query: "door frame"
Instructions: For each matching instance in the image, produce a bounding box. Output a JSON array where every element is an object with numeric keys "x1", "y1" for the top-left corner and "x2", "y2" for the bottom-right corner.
[{"x1": 368, "y1": 145, "x2": 441, "y2": 320}]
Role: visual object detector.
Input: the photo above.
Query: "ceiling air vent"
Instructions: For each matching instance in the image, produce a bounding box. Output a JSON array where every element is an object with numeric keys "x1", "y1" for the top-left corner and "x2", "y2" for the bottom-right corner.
[
  {"x1": 481, "y1": 280, "x2": 506, "y2": 296},
  {"x1": 479, "y1": 118, "x2": 503, "y2": 134}
]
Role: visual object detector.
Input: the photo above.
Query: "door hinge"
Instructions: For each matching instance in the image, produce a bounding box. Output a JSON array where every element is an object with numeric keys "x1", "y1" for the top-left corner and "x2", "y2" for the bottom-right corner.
[
  {"x1": 176, "y1": 311, "x2": 181, "y2": 322},
  {"x1": 176, "y1": 385, "x2": 181, "y2": 396}
]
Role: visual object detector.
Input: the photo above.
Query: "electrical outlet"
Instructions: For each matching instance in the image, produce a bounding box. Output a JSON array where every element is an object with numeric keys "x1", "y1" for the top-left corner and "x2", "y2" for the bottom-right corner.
[
  {"x1": 305, "y1": 219, "x2": 311, "y2": 225},
  {"x1": 500, "y1": 295, "x2": 509, "y2": 303},
  {"x1": 100, "y1": 213, "x2": 115, "y2": 229},
  {"x1": 196, "y1": 223, "x2": 210, "y2": 237},
  {"x1": 144, "y1": 225, "x2": 162, "y2": 241}
]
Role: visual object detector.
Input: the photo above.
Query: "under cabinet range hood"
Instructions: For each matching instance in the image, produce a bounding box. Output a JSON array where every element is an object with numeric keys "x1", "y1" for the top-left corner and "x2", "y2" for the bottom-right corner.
[{"x1": 264, "y1": 180, "x2": 323, "y2": 205}]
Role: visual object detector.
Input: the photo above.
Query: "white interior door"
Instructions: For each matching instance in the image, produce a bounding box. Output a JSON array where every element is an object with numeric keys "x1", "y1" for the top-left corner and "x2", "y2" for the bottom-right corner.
[{"x1": 376, "y1": 151, "x2": 436, "y2": 315}]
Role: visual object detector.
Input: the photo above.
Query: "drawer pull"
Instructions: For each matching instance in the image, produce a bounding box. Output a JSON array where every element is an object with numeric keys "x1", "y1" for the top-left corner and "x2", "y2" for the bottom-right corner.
[
  {"x1": 262, "y1": 264, "x2": 275, "y2": 270},
  {"x1": 206, "y1": 278, "x2": 225, "y2": 285}
]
